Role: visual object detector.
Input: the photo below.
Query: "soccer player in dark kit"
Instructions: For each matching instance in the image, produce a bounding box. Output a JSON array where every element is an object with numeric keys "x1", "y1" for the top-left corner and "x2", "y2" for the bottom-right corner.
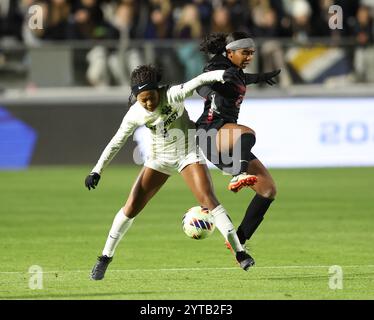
[{"x1": 196, "y1": 31, "x2": 280, "y2": 263}]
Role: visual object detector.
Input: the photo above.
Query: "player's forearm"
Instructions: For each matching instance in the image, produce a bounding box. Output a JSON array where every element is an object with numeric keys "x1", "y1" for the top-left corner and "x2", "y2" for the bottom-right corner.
[
  {"x1": 244, "y1": 70, "x2": 281, "y2": 85},
  {"x1": 91, "y1": 129, "x2": 129, "y2": 174},
  {"x1": 244, "y1": 73, "x2": 260, "y2": 85},
  {"x1": 167, "y1": 70, "x2": 225, "y2": 103},
  {"x1": 185, "y1": 70, "x2": 225, "y2": 93}
]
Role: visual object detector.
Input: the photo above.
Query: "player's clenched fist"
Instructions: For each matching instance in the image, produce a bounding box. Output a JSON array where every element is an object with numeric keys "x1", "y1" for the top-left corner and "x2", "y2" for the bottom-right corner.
[{"x1": 85, "y1": 172, "x2": 101, "y2": 190}]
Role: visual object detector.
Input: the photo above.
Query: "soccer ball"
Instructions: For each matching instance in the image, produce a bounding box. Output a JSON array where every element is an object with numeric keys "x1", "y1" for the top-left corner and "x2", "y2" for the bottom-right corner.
[{"x1": 182, "y1": 206, "x2": 215, "y2": 240}]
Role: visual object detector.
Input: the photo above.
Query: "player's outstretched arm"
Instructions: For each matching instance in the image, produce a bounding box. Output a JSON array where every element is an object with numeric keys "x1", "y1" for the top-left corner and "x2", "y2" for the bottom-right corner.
[
  {"x1": 244, "y1": 69, "x2": 281, "y2": 86},
  {"x1": 197, "y1": 67, "x2": 249, "y2": 100},
  {"x1": 85, "y1": 110, "x2": 138, "y2": 190},
  {"x1": 167, "y1": 70, "x2": 227, "y2": 103}
]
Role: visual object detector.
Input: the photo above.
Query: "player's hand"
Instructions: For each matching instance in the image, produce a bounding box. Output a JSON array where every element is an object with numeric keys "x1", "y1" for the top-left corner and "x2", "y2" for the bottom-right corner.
[
  {"x1": 259, "y1": 69, "x2": 281, "y2": 86},
  {"x1": 85, "y1": 172, "x2": 101, "y2": 190}
]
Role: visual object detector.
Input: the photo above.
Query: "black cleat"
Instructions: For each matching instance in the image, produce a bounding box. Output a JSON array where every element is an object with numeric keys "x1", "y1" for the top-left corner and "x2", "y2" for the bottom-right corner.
[
  {"x1": 236, "y1": 251, "x2": 255, "y2": 271},
  {"x1": 90, "y1": 255, "x2": 113, "y2": 280}
]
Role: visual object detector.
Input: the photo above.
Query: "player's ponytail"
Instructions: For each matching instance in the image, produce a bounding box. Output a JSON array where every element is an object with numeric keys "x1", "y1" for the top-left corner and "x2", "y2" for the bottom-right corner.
[
  {"x1": 200, "y1": 31, "x2": 253, "y2": 55},
  {"x1": 199, "y1": 33, "x2": 227, "y2": 54}
]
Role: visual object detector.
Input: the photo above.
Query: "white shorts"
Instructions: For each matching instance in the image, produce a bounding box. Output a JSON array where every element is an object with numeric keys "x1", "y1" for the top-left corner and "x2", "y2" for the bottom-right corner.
[{"x1": 144, "y1": 149, "x2": 206, "y2": 176}]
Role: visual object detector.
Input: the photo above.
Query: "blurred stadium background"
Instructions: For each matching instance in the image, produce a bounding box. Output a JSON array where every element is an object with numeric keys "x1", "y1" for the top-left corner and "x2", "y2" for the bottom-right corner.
[
  {"x1": 1, "y1": 0, "x2": 374, "y2": 300},
  {"x1": 1, "y1": 0, "x2": 374, "y2": 168}
]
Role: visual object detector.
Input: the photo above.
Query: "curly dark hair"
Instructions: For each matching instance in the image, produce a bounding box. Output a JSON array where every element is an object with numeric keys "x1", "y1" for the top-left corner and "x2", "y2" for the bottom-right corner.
[
  {"x1": 199, "y1": 31, "x2": 252, "y2": 54},
  {"x1": 130, "y1": 65, "x2": 162, "y2": 87},
  {"x1": 128, "y1": 65, "x2": 162, "y2": 106}
]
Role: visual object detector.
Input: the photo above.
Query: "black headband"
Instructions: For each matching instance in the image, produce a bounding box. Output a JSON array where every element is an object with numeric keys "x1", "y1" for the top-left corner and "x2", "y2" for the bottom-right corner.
[{"x1": 131, "y1": 81, "x2": 159, "y2": 96}]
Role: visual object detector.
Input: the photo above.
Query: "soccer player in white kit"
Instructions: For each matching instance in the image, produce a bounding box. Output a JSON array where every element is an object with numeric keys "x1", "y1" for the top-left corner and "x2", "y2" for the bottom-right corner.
[{"x1": 85, "y1": 65, "x2": 254, "y2": 280}]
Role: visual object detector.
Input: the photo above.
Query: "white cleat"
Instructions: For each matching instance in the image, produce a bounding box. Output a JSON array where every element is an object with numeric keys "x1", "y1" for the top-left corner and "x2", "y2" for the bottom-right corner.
[{"x1": 228, "y1": 174, "x2": 258, "y2": 193}]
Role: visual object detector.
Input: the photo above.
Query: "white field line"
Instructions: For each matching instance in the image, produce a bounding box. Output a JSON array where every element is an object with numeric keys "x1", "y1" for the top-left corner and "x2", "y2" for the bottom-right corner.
[{"x1": 1, "y1": 265, "x2": 374, "y2": 274}]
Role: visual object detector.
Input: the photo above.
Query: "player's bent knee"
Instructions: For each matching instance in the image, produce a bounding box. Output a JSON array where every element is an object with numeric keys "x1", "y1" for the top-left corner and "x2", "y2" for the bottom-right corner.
[
  {"x1": 241, "y1": 126, "x2": 255, "y2": 136},
  {"x1": 263, "y1": 184, "x2": 277, "y2": 199},
  {"x1": 256, "y1": 181, "x2": 277, "y2": 199}
]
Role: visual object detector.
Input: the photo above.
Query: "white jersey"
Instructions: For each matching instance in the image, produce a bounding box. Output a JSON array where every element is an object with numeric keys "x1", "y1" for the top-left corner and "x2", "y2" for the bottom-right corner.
[{"x1": 91, "y1": 70, "x2": 225, "y2": 174}]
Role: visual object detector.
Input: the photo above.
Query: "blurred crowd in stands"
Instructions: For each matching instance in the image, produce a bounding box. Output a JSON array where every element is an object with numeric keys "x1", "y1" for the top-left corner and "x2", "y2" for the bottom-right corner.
[
  {"x1": 1, "y1": 0, "x2": 374, "y2": 87},
  {"x1": 1, "y1": 0, "x2": 373, "y2": 42}
]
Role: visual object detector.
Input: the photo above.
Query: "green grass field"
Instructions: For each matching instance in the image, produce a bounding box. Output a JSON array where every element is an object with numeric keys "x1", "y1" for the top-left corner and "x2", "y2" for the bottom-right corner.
[{"x1": 0, "y1": 166, "x2": 373, "y2": 300}]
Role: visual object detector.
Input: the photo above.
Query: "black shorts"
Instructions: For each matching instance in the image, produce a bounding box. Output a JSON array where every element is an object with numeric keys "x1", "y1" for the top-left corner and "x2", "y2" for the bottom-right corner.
[
  {"x1": 197, "y1": 118, "x2": 228, "y2": 132},
  {"x1": 196, "y1": 120, "x2": 257, "y2": 175}
]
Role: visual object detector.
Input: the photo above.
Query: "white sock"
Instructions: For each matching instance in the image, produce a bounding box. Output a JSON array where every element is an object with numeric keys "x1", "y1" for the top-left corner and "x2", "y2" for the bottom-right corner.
[
  {"x1": 211, "y1": 205, "x2": 244, "y2": 253},
  {"x1": 102, "y1": 208, "x2": 134, "y2": 257}
]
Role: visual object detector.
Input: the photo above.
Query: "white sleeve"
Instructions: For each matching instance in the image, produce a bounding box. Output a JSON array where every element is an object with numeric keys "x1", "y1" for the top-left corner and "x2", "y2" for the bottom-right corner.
[
  {"x1": 91, "y1": 110, "x2": 138, "y2": 174},
  {"x1": 166, "y1": 70, "x2": 225, "y2": 104}
]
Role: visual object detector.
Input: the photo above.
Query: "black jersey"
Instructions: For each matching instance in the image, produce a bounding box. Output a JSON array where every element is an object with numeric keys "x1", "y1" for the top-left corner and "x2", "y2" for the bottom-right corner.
[{"x1": 195, "y1": 54, "x2": 247, "y2": 127}]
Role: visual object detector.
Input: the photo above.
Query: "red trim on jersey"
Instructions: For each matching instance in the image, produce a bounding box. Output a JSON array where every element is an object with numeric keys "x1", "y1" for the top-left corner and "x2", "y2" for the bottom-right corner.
[{"x1": 207, "y1": 108, "x2": 214, "y2": 122}]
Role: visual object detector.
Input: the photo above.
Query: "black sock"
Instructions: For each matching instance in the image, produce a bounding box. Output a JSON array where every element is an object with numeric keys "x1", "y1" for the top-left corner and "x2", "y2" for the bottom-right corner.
[
  {"x1": 237, "y1": 194, "x2": 274, "y2": 244},
  {"x1": 233, "y1": 133, "x2": 256, "y2": 175}
]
